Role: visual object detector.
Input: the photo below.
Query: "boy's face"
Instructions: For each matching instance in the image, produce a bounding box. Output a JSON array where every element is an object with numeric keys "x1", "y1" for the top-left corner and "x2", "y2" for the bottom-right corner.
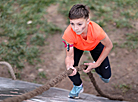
[{"x1": 70, "y1": 18, "x2": 89, "y2": 35}]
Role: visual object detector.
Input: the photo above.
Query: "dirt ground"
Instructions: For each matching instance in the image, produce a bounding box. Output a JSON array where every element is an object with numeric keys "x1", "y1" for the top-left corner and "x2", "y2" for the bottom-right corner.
[{"x1": 0, "y1": 4, "x2": 138, "y2": 102}]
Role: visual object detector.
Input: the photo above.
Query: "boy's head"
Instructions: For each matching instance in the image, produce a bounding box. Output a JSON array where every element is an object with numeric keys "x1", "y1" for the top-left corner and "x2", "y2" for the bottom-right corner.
[
  {"x1": 69, "y1": 4, "x2": 90, "y2": 35},
  {"x1": 69, "y1": 4, "x2": 89, "y2": 20}
]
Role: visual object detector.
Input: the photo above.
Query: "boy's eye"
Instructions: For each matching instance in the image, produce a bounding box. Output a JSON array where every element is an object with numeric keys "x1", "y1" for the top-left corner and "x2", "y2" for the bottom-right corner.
[
  {"x1": 70, "y1": 23, "x2": 74, "y2": 25},
  {"x1": 78, "y1": 24, "x2": 82, "y2": 26}
]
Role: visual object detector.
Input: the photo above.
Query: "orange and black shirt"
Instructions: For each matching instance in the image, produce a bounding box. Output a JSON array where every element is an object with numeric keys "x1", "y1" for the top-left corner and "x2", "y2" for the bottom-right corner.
[{"x1": 62, "y1": 21, "x2": 106, "y2": 51}]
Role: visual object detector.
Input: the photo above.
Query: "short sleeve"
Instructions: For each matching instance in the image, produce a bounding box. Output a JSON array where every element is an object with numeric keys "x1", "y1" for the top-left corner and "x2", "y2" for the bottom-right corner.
[
  {"x1": 97, "y1": 28, "x2": 106, "y2": 40},
  {"x1": 62, "y1": 25, "x2": 75, "y2": 44},
  {"x1": 93, "y1": 22, "x2": 106, "y2": 40}
]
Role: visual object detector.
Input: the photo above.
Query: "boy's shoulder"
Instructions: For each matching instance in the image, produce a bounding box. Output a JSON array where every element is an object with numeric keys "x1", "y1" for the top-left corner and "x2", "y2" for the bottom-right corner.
[
  {"x1": 89, "y1": 21, "x2": 99, "y2": 26},
  {"x1": 64, "y1": 25, "x2": 72, "y2": 32},
  {"x1": 89, "y1": 21, "x2": 103, "y2": 30},
  {"x1": 64, "y1": 25, "x2": 74, "y2": 35}
]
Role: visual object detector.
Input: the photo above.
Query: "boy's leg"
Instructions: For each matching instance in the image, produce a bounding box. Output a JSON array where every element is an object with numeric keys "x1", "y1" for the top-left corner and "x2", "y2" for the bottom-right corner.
[
  {"x1": 68, "y1": 47, "x2": 83, "y2": 86},
  {"x1": 90, "y1": 42, "x2": 111, "y2": 82},
  {"x1": 68, "y1": 47, "x2": 84, "y2": 98}
]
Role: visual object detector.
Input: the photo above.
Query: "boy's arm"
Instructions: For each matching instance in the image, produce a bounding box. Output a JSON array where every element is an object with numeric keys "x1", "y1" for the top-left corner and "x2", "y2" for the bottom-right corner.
[
  {"x1": 96, "y1": 33, "x2": 113, "y2": 66},
  {"x1": 65, "y1": 46, "x2": 74, "y2": 69},
  {"x1": 84, "y1": 34, "x2": 113, "y2": 73},
  {"x1": 65, "y1": 44, "x2": 77, "y2": 76}
]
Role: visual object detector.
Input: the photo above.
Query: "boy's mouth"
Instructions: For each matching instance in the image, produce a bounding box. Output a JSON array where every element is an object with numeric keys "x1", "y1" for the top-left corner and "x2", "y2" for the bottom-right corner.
[
  {"x1": 73, "y1": 29, "x2": 82, "y2": 34},
  {"x1": 75, "y1": 31, "x2": 82, "y2": 35}
]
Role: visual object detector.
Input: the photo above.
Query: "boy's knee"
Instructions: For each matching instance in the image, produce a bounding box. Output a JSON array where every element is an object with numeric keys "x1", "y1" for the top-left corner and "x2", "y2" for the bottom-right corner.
[{"x1": 102, "y1": 71, "x2": 111, "y2": 79}]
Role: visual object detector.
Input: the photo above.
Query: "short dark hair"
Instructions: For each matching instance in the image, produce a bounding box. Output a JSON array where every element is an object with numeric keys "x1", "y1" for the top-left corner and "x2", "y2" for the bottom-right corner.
[{"x1": 69, "y1": 4, "x2": 89, "y2": 19}]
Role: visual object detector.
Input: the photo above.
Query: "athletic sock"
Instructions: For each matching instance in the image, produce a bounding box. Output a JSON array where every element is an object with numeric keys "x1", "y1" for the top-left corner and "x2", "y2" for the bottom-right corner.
[{"x1": 79, "y1": 83, "x2": 83, "y2": 87}]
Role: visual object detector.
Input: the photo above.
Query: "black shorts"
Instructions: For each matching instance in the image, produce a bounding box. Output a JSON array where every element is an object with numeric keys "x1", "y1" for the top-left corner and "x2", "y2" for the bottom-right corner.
[{"x1": 69, "y1": 42, "x2": 111, "y2": 86}]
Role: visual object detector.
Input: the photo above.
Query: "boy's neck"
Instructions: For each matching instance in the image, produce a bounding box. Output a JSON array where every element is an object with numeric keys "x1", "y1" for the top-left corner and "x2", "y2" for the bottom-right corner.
[
  {"x1": 81, "y1": 25, "x2": 88, "y2": 36},
  {"x1": 81, "y1": 24, "x2": 89, "y2": 40}
]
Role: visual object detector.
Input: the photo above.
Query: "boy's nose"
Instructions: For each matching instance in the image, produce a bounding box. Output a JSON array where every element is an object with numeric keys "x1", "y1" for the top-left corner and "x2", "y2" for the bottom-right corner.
[{"x1": 74, "y1": 25, "x2": 79, "y2": 30}]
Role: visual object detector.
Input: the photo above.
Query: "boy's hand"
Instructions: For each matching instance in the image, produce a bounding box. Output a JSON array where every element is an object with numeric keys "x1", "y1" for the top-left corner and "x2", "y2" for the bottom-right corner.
[
  {"x1": 67, "y1": 67, "x2": 77, "y2": 76},
  {"x1": 83, "y1": 62, "x2": 98, "y2": 73}
]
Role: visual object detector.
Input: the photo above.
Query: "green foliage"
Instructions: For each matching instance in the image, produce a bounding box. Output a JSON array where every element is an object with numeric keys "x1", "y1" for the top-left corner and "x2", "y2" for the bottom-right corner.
[
  {"x1": 83, "y1": 61, "x2": 89, "y2": 64},
  {"x1": 58, "y1": 0, "x2": 138, "y2": 49},
  {"x1": 1, "y1": 0, "x2": 138, "y2": 69},
  {"x1": 0, "y1": 0, "x2": 62, "y2": 68},
  {"x1": 95, "y1": 20, "x2": 106, "y2": 27},
  {"x1": 114, "y1": 83, "x2": 131, "y2": 93},
  {"x1": 112, "y1": 0, "x2": 138, "y2": 8},
  {"x1": 119, "y1": 84, "x2": 131, "y2": 93},
  {"x1": 126, "y1": 32, "x2": 138, "y2": 41},
  {"x1": 114, "y1": 18, "x2": 132, "y2": 28},
  {"x1": 15, "y1": 72, "x2": 21, "y2": 79},
  {"x1": 122, "y1": 32, "x2": 138, "y2": 49},
  {"x1": 38, "y1": 72, "x2": 47, "y2": 79},
  {"x1": 59, "y1": 0, "x2": 138, "y2": 24},
  {"x1": 25, "y1": 46, "x2": 41, "y2": 65},
  {"x1": 30, "y1": 34, "x2": 45, "y2": 46}
]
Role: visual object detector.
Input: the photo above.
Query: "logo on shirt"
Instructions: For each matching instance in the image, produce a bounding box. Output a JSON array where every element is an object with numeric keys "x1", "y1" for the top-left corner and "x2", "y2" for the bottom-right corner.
[{"x1": 105, "y1": 66, "x2": 109, "y2": 69}]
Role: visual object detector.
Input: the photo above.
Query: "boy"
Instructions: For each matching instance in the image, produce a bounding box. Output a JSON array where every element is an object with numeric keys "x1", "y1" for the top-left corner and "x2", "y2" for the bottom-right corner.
[{"x1": 62, "y1": 4, "x2": 113, "y2": 99}]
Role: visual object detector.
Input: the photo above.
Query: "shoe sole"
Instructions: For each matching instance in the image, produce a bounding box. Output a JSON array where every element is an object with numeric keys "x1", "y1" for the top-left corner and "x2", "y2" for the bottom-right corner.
[{"x1": 68, "y1": 88, "x2": 84, "y2": 99}]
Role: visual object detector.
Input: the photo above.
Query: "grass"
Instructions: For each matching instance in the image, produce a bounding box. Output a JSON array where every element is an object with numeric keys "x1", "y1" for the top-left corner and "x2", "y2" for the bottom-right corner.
[
  {"x1": 58, "y1": 0, "x2": 138, "y2": 49},
  {"x1": 30, "y1": 34, "x2": 46, "y2": 46},
  {"x1": 0, "y1": 0, "x2": 62, "y2": 69},
  {"x1": 114, "y1": 18, "x2": 133, "y2": 28},
  {"x1": 119, "y1": 32, "x2": 138, "y2": 49},
  {"x1": 114, "y1": 83, "x2": 132, "y2": 93},
  {"x1": 1, "y1": 0, "x2": 138, "y2": 77},
  {"x1": 38, "y1": 72, "x2": 47, "y2": 79}
]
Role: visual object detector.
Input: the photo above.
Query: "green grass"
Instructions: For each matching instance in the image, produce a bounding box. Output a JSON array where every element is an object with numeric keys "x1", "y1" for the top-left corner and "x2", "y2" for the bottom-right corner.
[
  {"x1": 0, "y1": 0, "x2": 62, "y2": 68},
  {"x1": 59, "y1": 0, "x2": 138, "y2": 23},
  {"x1": 122, "y1": 32, "x2": 138, "y2": 49},
  {"x1": 114, "y1": 18, "x2": 133, "y2": 28},
  {"x1": 114, "y1": 83, "x2": 132, "y2": 93},
  {"x1": 38, "y1": 72, "x2": 47, "y2": 79},
  {"x1": 1, "y1": 0, "x2": 138, "y2": 69},
  {"x1": 58, "y1": 0, "x2": 138, "y2": 49}
]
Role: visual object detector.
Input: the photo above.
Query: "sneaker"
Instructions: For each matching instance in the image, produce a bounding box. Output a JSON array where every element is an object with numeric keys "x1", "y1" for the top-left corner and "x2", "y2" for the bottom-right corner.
[
  {"x1": 68, "y1": 84, "x2": 84, "y2": 99},
  {"x1": 101, "y1": 77, "x2": 110, "y2": 83},
  {"x1": 98, "y1": 74, "x2": 110, "y2": 83}
]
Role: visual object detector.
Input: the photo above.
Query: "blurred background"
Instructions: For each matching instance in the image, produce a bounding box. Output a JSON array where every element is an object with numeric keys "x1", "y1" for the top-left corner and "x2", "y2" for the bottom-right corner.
[{"x1": 0, "y1": 0, "x2": 138, "y2": 102}]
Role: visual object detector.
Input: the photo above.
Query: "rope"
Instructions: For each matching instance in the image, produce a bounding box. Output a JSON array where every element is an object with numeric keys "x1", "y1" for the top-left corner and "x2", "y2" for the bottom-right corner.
[
  {"x1": 87, "y1": 69, "x2": 123, "y2": 100},
  {"x1": 0, "y1": 61, "x2": 16, "y2": 80},
  {"x1": 1, "y1": 65, "x2": 124, "y2": 102}
]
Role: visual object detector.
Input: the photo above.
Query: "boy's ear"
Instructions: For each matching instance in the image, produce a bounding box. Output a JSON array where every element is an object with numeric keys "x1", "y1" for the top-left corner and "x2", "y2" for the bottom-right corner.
[{"x1": 87, "y1": 18, "x2": 90, "y2": 24}]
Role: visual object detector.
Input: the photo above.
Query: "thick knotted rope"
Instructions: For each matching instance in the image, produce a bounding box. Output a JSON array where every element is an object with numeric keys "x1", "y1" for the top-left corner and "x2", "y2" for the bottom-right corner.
[
  {"x1": 87, "y1": 69, "x2": 123, "y2": 101},
  {"x1": 1, "y1": 65, "x2": 124, "y2": 102}
]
